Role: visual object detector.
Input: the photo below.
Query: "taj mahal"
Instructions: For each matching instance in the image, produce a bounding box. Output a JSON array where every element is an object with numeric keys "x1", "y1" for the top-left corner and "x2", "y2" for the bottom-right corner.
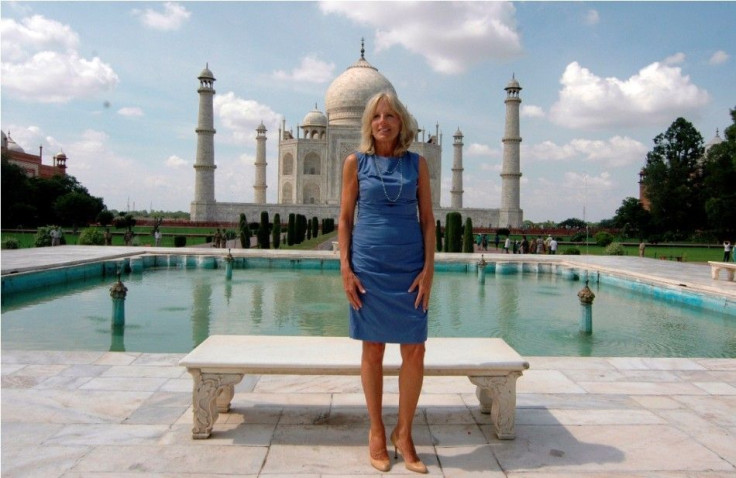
[{"x1": 190, "y1": 43, "x2": 523, "y2": 228}]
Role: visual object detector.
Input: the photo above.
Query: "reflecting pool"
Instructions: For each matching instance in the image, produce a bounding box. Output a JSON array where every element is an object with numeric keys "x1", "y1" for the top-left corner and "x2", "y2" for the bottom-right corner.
[{"x1": 2, "y1": 264, "x2": 735, "y2": 357}]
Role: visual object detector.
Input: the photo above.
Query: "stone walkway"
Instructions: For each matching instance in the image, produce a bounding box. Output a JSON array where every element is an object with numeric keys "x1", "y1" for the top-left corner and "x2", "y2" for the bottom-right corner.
[{"x1": 2, "y1": 247, "x2": 735, "y2": 476}]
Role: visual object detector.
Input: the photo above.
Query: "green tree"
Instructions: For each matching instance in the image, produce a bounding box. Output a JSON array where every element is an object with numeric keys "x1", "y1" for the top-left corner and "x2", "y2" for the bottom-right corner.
[
  {"x1": 435, "y1": 220, "x2": 443, "y2": 252},
  {"x1": 1, "y1": 157, "x2": 34, "y2": 227},
  {"x1": 557, "y1": 218, "x2": 586, "y2": 229},
  {"x1": 612, "y1": 197, "x2": 651, "y2": 240},
  {"x1": 641, "y1": 117, "x2": 705, "y2": 237},
  {"x1": 257, "y1": 211, "x2": 270, "y2": 249},
  {"x1": 239, "y1": 213, "x2": 251, "y2": 248},
  {"x1": 444, "y1": 212, "x2": 462, "y2": 253},
  {"x1": 53, "y1": 191, "x2": 104, "y2": 230},
  {"x1": 272, "y1": 213, "x2": 281, "y2": 249},
  {"x1": 311, "y1": 217, "x2": 319, "y2": 238},
  {"x1": 287, "y1": 213, "x2": 296, "y2": 246},
  {"x1": 702, "y1": 107, "x2": 736, "y2": 238},
  {"x1": 96, "y1": 209, "x2": 114, "y2": 227},
  {"x1": 462, "y1": 217, "x2": 474, "y2": 253}
]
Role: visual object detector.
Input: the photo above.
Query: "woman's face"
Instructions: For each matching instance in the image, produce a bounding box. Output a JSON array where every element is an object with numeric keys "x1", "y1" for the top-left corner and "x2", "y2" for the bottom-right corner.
[{"x1": 371, "y1": 98, "x2": 401, "y2": 146}]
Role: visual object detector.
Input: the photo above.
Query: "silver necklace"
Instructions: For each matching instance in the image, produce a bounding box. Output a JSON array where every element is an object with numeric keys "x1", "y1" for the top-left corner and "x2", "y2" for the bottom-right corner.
[{"x1": 373, "y1": 155, "x2": 403, "y2": 202}]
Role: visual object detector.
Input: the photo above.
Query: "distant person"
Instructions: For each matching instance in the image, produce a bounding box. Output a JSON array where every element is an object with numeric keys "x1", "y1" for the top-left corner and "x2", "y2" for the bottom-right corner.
[
  {"x1": 503, "y1": 236, "x2": 510, "y2": 254},
  {"x1": 549, "y1": 237, "x2": 558, "y2": 254},
  {"x1": 154, "y1": 230, "x2": 162, "y2": 247},
  {"x1": 481, "y1": 234, "x2": 488, "y2": 251},
  {"x1": 123, "y1": 230, "x2": 133, "y2": 246},
  {"x1": 536, "y1": 236, "x2": 545, "y2": 254},
  {"x1": 104, "y1": 228, "x2": 112, "y2": 246},
  {"x1": 521, "y1": 235, "x2": 529, "y2": 254},
  {"x1": 50, "y1": 227, "x2": 59, "y2": 246},
  {"x1": 494, "y1": 233, "x2": 500, "y2": 250},
  {"x1": 639, "y1": 241, "x2": 646, "y2": 258},
  {"x1": 724, "y1": 240, "x2": 732, "y2": 262}
]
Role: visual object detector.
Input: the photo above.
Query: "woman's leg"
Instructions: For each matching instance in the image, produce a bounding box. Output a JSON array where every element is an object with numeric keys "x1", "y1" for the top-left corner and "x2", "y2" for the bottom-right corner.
[
  {"x1": 362, "y1": 341, "x2": 388, "y2": 459},
  {"x1": 392, "y1": 342, "x2": 425, "y2": 462}
]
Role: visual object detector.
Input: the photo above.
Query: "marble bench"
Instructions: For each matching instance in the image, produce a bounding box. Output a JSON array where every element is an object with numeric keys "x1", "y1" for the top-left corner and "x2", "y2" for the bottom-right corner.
[
  {"x1": 708, "y1": 261, "x2": 736, "y2": 281},
  {"x1": 179, "y1": 335, "x2": 529, "y2": 440}
]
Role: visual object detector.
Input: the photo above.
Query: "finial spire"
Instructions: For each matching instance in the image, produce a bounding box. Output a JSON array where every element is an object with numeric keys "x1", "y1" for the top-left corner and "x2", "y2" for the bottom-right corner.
[{"x1": 360, "y1": 38, "x2": 365, "y2": 59}]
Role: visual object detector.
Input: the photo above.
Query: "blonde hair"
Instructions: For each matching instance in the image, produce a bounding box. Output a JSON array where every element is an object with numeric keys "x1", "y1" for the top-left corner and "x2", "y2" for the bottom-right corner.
[{"x1": 359, "y1": 91, "x2": 417, "y2": 156}]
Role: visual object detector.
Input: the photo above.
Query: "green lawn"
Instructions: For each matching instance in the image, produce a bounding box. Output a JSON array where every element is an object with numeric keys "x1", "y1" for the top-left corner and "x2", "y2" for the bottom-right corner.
[{"x1": 2, "y1": 227, "x2": 725, "y2": 263}]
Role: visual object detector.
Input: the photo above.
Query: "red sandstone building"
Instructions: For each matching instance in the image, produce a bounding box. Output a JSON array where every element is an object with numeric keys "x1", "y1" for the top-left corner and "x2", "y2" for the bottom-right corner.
[{"x1": 1, "y1": 130, "x2": 67, "y2": 179}]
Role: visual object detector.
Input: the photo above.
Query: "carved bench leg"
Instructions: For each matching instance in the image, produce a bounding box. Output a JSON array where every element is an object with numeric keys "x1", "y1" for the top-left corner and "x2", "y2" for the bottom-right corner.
[
  {"x1": 188, "y1": 369, "x2": 244, "y2": 439},
  {"x1": 470, "y1": 372, "x2": 522, "y2": 440},
  {"x1": 216, "y1": 383, "x2": 236, "y2": 413}
]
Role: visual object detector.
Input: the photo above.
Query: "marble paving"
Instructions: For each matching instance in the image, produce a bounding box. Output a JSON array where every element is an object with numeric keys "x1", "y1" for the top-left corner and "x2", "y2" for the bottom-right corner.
[{"x1": 2, "y1": 351, "x2": 735, "y2": 477}]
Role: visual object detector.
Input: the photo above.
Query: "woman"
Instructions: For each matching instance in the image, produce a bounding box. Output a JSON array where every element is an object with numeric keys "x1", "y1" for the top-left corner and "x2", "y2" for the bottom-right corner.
[{"x1": 338, "y1": 91, "x2": 435, "y2": 474}]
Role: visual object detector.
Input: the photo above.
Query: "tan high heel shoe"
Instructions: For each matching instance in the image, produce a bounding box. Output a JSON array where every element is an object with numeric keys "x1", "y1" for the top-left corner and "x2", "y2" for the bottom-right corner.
[
  {"x1": 369, "y1": 431, "x2": 391, "y2": 472},
  {"x1": 390, "y1": 431, "x2": 427, "y2": 474}
]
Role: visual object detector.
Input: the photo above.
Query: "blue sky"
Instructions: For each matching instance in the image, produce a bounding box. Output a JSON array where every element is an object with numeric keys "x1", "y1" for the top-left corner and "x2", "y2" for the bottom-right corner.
[{"x1": 2, "y1": 1, "x2": 733, "y2": 222}]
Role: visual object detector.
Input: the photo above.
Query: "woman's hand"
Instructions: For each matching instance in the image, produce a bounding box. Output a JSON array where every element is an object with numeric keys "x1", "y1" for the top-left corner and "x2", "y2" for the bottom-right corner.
[
  {"x1": 341, "y1": 265, "x2": 366, "y2": 310},
  {"x1": 409, "y1": 267, "x2": 433, "y2": 312}
]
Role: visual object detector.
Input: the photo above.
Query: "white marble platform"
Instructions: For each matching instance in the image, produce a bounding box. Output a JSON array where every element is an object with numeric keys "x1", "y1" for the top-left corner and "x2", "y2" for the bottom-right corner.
[{"x1": 3, "y1": 350, "x2": 736, "y2": 477}]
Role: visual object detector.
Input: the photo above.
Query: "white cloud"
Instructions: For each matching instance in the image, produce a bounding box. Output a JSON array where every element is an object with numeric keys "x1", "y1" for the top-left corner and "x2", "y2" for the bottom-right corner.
[
  {"x1": 548, "y1": 59, "x2": 710, "y2": 130},
  {"x1": 118, "y1": 107, "x2": 144, "y2": 117},
  {"x1": 213, "y1": 92, "x2": 282, "y2": 145},
  {"x1": 584, "y1": 9, "x2": 600, "y2": 26},
  {"x1": 320, "y1": 1, "x2": 522, "y2": 74},
  {"x1": 0, "y1": 15, "x2": 118, "y2": 103},
  {"x1": 525, "y1": 136, "x2": 647, "y2": 167},
  {"x1": 273, "y1": 55, "x2": 335, "y2": 83},
  {"x1": 521, "y1": 105, "x2": 545, "y2": 118},
  {"x1": 466, "y1": 143, "x2": 498, "y2": 157},
  {"x1": 132, "y1": 2, "x2": 191, "y2": 31},
  {"x1": 709, "y1": 50, "x2": 729, "y2": 65},
  {"x1": 166, "y1": 155, "x2": 187, "y2": 168},
  {"x1": 664, "y1": 52, "x2": 686, "y2": 65},
  {"x1": 59, "y1": 128, "x2": 193, "y2": 211}
]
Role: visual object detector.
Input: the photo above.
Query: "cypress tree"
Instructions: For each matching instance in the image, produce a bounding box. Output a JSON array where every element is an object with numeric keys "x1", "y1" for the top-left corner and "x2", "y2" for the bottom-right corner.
[
  {"x1": 239, "y1": 213, "x2": 247, "y2": 248},
  {"x1": 296, "y1": 214, "x2": 307, "y2": 244},
  {"x1": 312, "y1": 216, "x2": 319, "y2": 238},
  {"x1": 257, "y1": 211, "x2": 270, "y2": 249},
  {"x1": 239, "y1": 213, "x2": 251, "y2": 248},
  {"x1": 287, "y1": 213, "x2": 295, "y2": 246},
  {"x1": 435, "y1": 219, "x2": 443, "y2": 252},
  {"x1": 445, "y1": 212, "x2": 463, "y2": 252},
  {"x1": 462, "y1": 217, "x2": 474, "y2": 253},
  {"x1": 272, "y1": 213, "x2": 281, "y2": 249}
]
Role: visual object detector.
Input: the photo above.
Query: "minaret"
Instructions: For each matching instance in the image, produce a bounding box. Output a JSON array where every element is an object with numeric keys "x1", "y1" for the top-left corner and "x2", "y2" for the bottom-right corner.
[
  {"x1": 254, "y1": 121, "x2": 268, "y2": 204},
  {"x1": 451, "y1": 127, "x2": 464, "y2": 209},
  {"x1": 191, "y1": 64, "x2": 217, "y2": 222},
  {"x1": 499, "y1": 75, "x2": 523, "y2": 228}
]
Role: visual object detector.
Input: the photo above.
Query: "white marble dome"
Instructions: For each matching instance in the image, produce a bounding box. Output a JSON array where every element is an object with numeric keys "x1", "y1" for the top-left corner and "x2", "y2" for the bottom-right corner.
[
  {"x1": 325, "y1": 54, "x2": 396, "y2": 127},
  {"x1": 302, "y1": 106, "x2": 327, "y2": 128}
]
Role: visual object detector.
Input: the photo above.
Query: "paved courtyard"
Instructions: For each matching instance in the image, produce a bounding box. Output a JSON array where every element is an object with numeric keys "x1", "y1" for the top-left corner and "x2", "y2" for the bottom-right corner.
[{"x1": 2, "y1": 246, "x2": 735, "y2": 477}]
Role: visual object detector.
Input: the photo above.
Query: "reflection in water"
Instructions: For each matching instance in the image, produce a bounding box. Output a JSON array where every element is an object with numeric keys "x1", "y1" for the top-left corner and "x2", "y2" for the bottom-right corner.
[
  {"x1": 224, "y1": 282, "x2": 232, "y2": 304},
  {"x1": 191, "y1": 278, "x2": 212, "y2": 346},
  {"x1": 496, "y1": 274, "x2": 520, "y2": 337},
  {"x1": 252, "y1": 283, "x2": 263, "y2": 323},
  {"x1": 110, "y1": 325, "x2": 125, "y2": 352}
]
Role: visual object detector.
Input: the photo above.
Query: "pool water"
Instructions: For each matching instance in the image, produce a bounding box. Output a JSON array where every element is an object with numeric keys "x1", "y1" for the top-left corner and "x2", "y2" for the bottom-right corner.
[{"x1": 2, "y1": 266, "x2": 735, "y2": 357}]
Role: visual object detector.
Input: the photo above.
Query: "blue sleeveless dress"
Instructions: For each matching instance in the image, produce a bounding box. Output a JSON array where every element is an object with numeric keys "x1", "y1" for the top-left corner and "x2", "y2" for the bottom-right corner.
[{"x1": 349, "y1": 151, "x2": 427, "y2": 344}]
